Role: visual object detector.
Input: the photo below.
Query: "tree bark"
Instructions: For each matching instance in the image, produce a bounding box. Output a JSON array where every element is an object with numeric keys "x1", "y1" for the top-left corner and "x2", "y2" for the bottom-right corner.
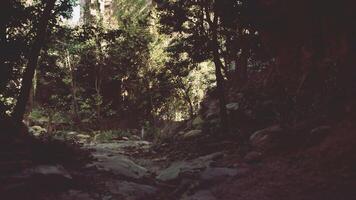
[
  {"x1": 12, "y1": 0, "x2": 56, "y2": 123},
  {"x1": 0, "y1": 4, "x2": 8, "y2": 117},
  {"x1": 182, "y1": 85, "x2": 195, "y2": 119},
  {"x1": 238, "y1": 39, "x2": 248, "y2": 83},
  {"x1": 95, "y1": 36, "x2": 103, "y2": 120},
  {"x1": 65, "y1": 50, "x2": 80, "y2": 123},
  {"x1": 211, "y1": 3, "x2": 228, "y2": 133}
]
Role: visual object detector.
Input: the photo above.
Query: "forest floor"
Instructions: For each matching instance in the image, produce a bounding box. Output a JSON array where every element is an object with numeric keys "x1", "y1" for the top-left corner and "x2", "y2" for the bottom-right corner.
[{"x1": 1, "y1": 119, "x2": 356, "y2": 200}]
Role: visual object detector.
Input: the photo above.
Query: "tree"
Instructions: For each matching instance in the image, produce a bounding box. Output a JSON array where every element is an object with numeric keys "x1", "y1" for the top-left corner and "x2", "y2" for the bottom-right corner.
[
  {"x1": 155, "y1": 0, "x2": 232, "y2": 131},
  {"x1": 12, "y1": 0, "x2": 57, "y2": 122}
]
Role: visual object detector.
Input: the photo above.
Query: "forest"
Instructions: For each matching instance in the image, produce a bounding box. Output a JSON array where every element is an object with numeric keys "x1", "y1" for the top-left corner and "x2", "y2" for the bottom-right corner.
[{"x1": 1, "y1": 0, "x2": 356, "y2": 199}]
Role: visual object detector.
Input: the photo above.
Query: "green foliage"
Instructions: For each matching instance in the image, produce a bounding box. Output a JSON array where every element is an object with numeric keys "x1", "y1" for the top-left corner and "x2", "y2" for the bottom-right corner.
[
  {"x1": 13, "y1": 0, "x2": 217, "y2": 132},
  {"x1": 0, "y1": 0, "x2": 75, "y2": 115},
  {"x1": 93, "y1": 129, "x2": 131, "y2": 142}
]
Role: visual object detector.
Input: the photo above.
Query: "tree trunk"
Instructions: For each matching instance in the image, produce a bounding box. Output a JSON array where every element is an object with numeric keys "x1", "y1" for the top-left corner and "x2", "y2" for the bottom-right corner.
[
  {"x1": 183, "y1": 87, "x2": 195, "y2": 119},
  {"x1": 177, "y1": 79, "x2": 195, "y2": 119},
  {"x1": 66, "y1": 51, "x2": 80, "y2": 123},
  {"x1": 95, "y1": 36, "x2": 103, "y2": 121},
  {"x1": 95, "y1": 75, "x2": 102, "y2": 120},
  {"x1": 237, "y1": 36, "x2": 248, "y2": 83},
  {"x1": 0, "y1": 6, "x2": 8, "y2": 117},
  {"x1": 12, "y1": 0, "x2": 56, "y2": 123},
  {"x1": 211, "y1": 4, "x2": 228, "y2": 133},
  {"x1": 47, "y1": 109, "x2": 54, "y2": 134}
]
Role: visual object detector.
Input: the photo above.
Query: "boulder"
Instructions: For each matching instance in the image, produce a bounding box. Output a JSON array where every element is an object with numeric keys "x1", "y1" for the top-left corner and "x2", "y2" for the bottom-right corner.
[
  {"x1": 66, "y1": 131, "x2": 78, "y2": 136},
  {"x1": 249, "y1": 125, "x2": 282, "y2": 148},
  {"x1": 310, "y1": 125, "x2": 331, "y2": 135},
  {"x1": 156, "y1": 161, "x2": 187, "y2": 182},
  {"x1": 226, "y1": 102, "x2": 239, "y2": 111},
  {"x1": 76, "y1": 134, "x2": 91, "y2": 139},
  {"x1": 29, "y1": 125, "x2": 47, "y2": 136},
  {"x1": 106, "y1": 181, "x2": 157, "y2": 200},
  {"x1": 131, "y1": 135, "x2": 141, "y2": 140},
  {"x1": 308, "y1": 125, "x2": 331, "y2": 144},
  {"x1": 183, "y1": 130, "x2": 203, "y2": 140},
  {"x1": 76, "y1": 134, "x2": 91, "y2": 143},
  {"x1": 121, "y1": 136, "x2": 130, "y2": 141},
  {"x1": 192, "y1": 116, "x2": 204, "y2": 128},
  {"x1": 182, "y1": 190, "x2": 217, "y2": 200},
  {"x1": 200, "y1": 167, "x2": 238, "y2": 181},
  {"x1": 204, "y1": 100, "x2": 219, "y2": 120},
  {"x1": 94, "y1": 155, "x2": 149, "y2": 179},
  {"x1": 157, "y1": 152, "x2": 223, "y2": 182},
  {"x1": 244, "y1": 151, "x2": 263, "y2": 163},
  {"x1": 21, "y1": 165, "x2": 72, "y2": 179},
  {"x1": 58, "y1": 190, "x2": 95, "y2": 200}
]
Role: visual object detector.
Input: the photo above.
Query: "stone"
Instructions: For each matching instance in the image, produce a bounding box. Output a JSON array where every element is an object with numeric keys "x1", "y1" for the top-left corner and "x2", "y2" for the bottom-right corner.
[
  {"x1": 157, "y1": 152, "x2": 223, "y2": 182},
  {"x1": 200, "y1": 167, "x2": 238, "y2": 181},
  {"x1": 183, "y1": 130, "x2": 203, "y2": 140},
  {"x1": 192, "y1": 116, "x2": 204, "y2": 128},
  {"x1": 22, "y1": 165, "x2": 72, "y2": 179},
  {"x1": 94, "y1": 155, "x2": 149, "y2": 179},
  {"x1": 244, "y1": 151, "x2": 262, "y2": 163},
  {"x1": 131, "y1": 135, "x2": 141, "y2": 140},
  {"x1": 156, "y1": 161, "x2": 186, "y2": 181},
  {"x1": 29, "y1": 125, "x2": 47, "y2": 136},
  {"x1": 66, "y1": 131, "x2": 78, "y2": 136},
  {"x1": 226, "y1": 102, "x2": 239, "y2": 111},
  {"x1": 205, "y1": 100, "x2": 219, "y2": 120},
  {"x1": 58, "y1": 190, "x2": 94, "y2": 200},
  {"x1": 106, "y1": 181, "x2": 157, "y2": 200},
  {"x1": 308, "y1": 125, "x2": 331, "y2": 144},
  {"x1": 249, "y1": 125, "x2": 282, "y2": 148},
  {"x1": 310, "y1": 125, "x2": 331, "y2": 135},
  {"x1": 182, "y1": 190, "x2": 217, "y2": 200},
  {"x1": 178, "y1": 131, "x2": 185, "y2": 136},
  {"x1": 121, "y1": 136, "x2": 129, "y2": 141},
  {"x1": 76, "y1": 134, "x2": 91, "y2": 139}
]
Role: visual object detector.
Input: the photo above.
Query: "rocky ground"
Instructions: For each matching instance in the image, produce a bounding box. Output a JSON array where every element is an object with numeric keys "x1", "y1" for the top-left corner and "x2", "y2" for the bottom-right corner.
[
  {"x1": 0, "y1": 134, "x2": 244, "y2": 200},
  {"x1": 50, "y1": 139, "x2": 243, "y2": 200},
  {"x1": 2, "y1": 117, "x2": 356, "y2": 200}
]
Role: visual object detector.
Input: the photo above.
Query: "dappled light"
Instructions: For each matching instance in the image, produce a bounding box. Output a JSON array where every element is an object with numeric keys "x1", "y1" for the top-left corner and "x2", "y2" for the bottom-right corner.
[{"x1": 1, "y1": 0, "x2": 356, "y2": 199}]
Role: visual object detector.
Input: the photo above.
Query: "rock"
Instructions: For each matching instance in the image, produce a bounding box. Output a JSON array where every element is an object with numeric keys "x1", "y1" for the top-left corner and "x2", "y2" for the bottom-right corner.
[
  {"x1": 249, "y1": 125, "x2": 282, "y2": 148},
  {"x1": 106, "y1": 181, "x2": 157, "y2": 200},
  {"x1": 200, "y1": 167, "x2": 238, "y2": 181},
  {"x1": 226, "y1": 102, "x2": 239, "y2": 111},
  {"x1": 206, "y1": 112, "x2": 219, "y2": 120},
  {"x1": 178, "y1": 131, "x2": 185, "y2": 136},
  {"x1": 182, "y1": 190, "x2": 217, "y2": 200},
  {"x1": 156, "y1": 161, "x2": 187, "y2": 181},
  {"x1": 21, "y1": 165, "x2": 72, "y2": 179},
  {"x1": 208, "y1": 118, "x2": 220, "y2": 126},
  {"x1": 157, "y1": 152, "x2": 223, "y2": 182},
  {"x1": 192, "y1": 116, "x2": 204, "y2": 128},
  {"x1": 94, "y1": 155, "x2": 149, "y2": 179},
  {"x1": 121, "y1": 136, "x2": 129, "y2": 141},
  {"x1": 308, "y1": 125, "x2": 331, "y2": 144},
  {"x1": 131, "y1": 135, "x2": 141, "y2": 140},
  {"x1": 205, "y1": 100, "x2": 219, "y2": 120},
  {"x1": 66, "y1": 131, "x2": 78, "y2": 136},
  {"x1": 58, "y1": 190, "x2": 94, "y2": 200},
  {"x1": 244, "y1": 151, "x2": 262, "y2": 163},
  {"x1": 76, "y1": 134, "x2": 91, "y2": 139},
  {"x1": 183, "y1": 130, "x2": 203, "y2": 140},
  {"x1": 29, "y1": 125, "x2": 47, "y2": 136},
  {"x1": 310, "y1": 125, "x2": 331, "y2": 135},
  {"x1": 75, "y1": 134, "x2": 91, "y2": 143}
]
